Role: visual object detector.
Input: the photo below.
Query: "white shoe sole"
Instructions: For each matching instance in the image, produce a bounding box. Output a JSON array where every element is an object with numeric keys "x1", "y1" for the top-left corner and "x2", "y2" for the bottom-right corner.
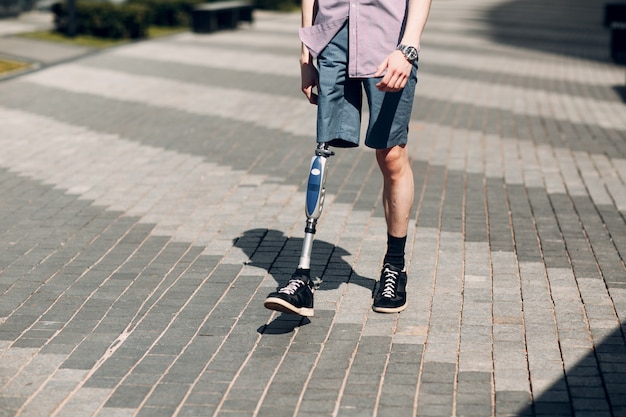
[
  {"x1": 264, "y1": 297, "x2": 314, "y2": 317},
  {"x1": 372, "y1": 303, "x2": 407, "y2": 314}
]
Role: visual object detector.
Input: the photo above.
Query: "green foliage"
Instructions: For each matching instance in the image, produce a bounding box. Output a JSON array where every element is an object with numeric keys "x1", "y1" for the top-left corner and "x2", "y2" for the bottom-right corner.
[
  {"x1": 50, "y1": 0, "x2": 300, "y2": 40},
  {"x1": 252, "y1": 0, "x2": 299, "y2": 11},
  {"x1": 51, "y1": 1, "x2": 152, "y2": 39}
]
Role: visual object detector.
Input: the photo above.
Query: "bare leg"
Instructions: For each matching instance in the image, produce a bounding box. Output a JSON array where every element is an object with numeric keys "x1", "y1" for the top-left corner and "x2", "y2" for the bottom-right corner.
[
  {"x1": 375, "y1": 144, "x2": 414, "y2": 238},
  {"x1": 372, "y1": 144, "x2": 413, "y2": 313}
]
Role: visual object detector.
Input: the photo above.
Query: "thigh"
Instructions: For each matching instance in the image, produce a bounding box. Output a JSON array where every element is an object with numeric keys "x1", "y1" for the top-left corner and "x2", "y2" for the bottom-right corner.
[
  {"x1": 316, "y1": 23, "x2": 363, "y2": 148},
  {"x1": 363, "y1": 63, "x2": 418, "y2": 150}
]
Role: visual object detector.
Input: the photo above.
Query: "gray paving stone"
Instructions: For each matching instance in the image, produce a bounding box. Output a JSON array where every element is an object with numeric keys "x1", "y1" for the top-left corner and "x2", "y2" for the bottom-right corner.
[{"x1": 0, "y1": 1, "x2": 625, "y2": 416}]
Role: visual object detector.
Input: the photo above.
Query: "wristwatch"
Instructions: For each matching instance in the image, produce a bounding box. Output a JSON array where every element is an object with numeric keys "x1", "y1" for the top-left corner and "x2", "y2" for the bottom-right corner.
[{"x1": 397, "y1": 44, "x2": 419, "y2": 63}]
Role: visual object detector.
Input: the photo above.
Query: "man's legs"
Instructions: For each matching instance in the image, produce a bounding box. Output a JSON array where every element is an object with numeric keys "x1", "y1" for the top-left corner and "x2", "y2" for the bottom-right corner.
[{"x1": 372, "y1": 144, "x2": 414, "y2": 313}]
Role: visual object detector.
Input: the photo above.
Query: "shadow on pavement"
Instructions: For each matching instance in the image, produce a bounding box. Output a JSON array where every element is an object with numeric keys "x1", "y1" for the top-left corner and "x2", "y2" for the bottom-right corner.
[
  {"x1": 613, "y1": 84, "x2": 626, "y2": 101},
  {"x1": 234, "y1": 229, "x2": 376, "y2": 333},
  {"x1": 257, "y1": 315, "x2": 311, "y2": 335},
  {"x1": 483, "y1": 0, "x2": 611, "y2": 62},
  {"x1": 515, "y1": 325, "x2": 626, "y2": 416},
  {"x1": 233, "y1": 228, "x2": 375, "y2": 292},
  {"x1": 485, "y1": 2, "x2": 626, "y2": 415}
]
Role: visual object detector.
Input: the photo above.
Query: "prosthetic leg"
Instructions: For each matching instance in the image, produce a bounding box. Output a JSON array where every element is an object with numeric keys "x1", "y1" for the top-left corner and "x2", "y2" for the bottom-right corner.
[
  {"x1": 298, "y1": 143, "x2": 335, "y2": 278},
  {"x1": 263, "y1": 143, "x2": 334, "y2": 317}
]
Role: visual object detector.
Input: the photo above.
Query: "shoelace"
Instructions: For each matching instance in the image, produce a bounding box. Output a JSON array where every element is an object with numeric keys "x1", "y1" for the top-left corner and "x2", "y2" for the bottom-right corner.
[
  {"x1": 278, "y1": 279, "x2": 306, "y2": 295},
  {"x1": 381, "y1": 267, "x2": 399, "y2": 298}
]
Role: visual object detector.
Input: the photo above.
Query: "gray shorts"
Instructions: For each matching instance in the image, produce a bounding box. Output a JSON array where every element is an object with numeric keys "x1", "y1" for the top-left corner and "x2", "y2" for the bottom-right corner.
[{"x1": 316, "y1": 23, "x2": 418, "y2": 149}]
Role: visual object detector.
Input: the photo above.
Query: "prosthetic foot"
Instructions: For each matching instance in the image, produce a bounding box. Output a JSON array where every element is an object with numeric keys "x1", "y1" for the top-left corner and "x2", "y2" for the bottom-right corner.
[{"x1": 264, "y1": 143, "x2": 334, "y2": 316}]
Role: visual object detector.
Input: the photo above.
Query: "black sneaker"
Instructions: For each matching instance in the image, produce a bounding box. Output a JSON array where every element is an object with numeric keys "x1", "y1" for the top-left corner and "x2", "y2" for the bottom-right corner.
[
  {"x1": 372, "y1": 263, "x2": 407, "y2": 313},
  {"x1": 264, "y1": 269, "x2": 314, "y2": 317}
]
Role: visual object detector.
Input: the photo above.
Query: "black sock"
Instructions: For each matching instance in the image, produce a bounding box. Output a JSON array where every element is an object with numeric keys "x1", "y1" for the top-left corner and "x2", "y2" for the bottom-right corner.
[{"x1": 384, "y1": 233, "x2": 406, "y2": 270}]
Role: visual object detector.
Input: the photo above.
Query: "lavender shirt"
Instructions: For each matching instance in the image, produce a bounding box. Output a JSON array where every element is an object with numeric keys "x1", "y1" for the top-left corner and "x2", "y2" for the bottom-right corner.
[{"x1": 299, "y1": 0, "x2": 409, "y2": 78}]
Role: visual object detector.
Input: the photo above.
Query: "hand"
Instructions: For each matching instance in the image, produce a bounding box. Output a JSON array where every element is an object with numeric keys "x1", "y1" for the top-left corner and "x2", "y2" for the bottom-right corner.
[
  {"x1": 301, "y1": 60, "x2": 319, "y2": 105},
  {"x1": 374, "y1": 50, "x2": 413, "y2": 92}
]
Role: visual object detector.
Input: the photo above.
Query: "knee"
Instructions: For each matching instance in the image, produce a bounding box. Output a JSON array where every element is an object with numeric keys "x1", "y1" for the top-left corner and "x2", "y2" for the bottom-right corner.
[{"x1": 376, "y1": 145, "x2": 410, "y2": 179}]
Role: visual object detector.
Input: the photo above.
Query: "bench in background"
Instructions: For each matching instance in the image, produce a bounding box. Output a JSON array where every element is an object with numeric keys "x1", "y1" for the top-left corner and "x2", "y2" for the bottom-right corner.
[
  {"x1": 192, "y1": 1, "x2": 253, "y2": 34},
  {"x1": 605, "y1": 3, "x2": 626, "y2": 27}
]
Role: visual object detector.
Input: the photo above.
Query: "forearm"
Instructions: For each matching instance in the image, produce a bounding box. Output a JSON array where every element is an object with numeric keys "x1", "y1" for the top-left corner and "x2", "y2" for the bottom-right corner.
[
  {"x1": 300, "y1": 0, "x2": 316, "y2": 64},
  {"x1": 400, "y1": 0, "x2": 432, "y2": 49}
]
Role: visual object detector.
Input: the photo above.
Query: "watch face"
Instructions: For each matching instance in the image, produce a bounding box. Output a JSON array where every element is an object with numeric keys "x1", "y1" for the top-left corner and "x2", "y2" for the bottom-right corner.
[
  {"x1": 400, "y1": 45, "x2": 418, "y2": 61},
  {"x1": 406, "y1": 46, "x2": 418, "y2": 61}
]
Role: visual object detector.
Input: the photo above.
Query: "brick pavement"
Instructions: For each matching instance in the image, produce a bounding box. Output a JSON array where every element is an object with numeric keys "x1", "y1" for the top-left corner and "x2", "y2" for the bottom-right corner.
[{"x1": 0, "y1": 0, "x2": 625, "y2": 416}]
